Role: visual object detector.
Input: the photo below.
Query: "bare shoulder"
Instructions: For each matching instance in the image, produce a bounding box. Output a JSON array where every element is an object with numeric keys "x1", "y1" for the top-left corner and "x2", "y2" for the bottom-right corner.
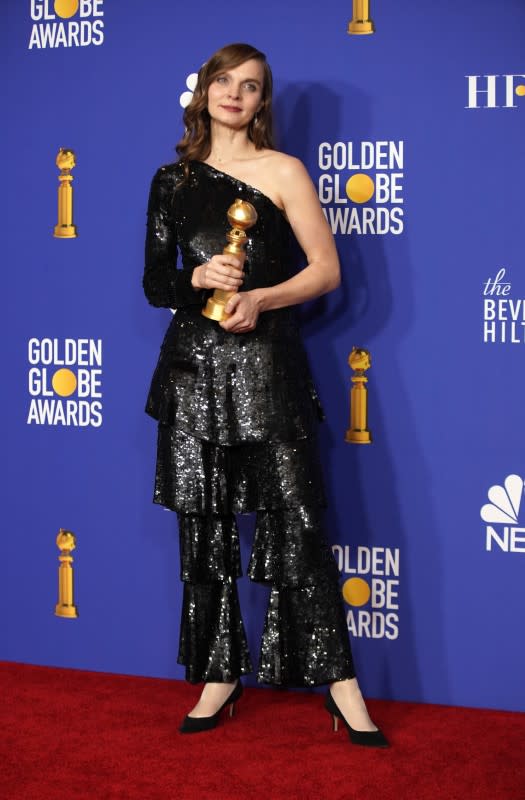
[
  {"x1": 258, "y1": 151, "x2": 314, "y2": 209},
  {"x1": 263, "y1": 151, "x2": 311, "y2": 184}
]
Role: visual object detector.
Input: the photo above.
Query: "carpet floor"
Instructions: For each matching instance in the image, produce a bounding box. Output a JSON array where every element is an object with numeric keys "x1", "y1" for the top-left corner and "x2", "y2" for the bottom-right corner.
[{"x1": 1, "y1": 662, "x2": 524, "y2": 800}]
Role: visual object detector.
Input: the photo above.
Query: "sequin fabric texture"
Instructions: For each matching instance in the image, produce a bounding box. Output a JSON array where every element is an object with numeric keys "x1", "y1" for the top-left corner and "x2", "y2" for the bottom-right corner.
[{"x1": 143, "y1": 160, "x2": 355, "y2": 686}]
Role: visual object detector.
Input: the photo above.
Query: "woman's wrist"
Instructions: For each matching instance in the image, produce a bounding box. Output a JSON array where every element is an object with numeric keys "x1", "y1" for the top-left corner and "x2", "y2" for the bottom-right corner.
[
  {"x1": 249, "y1": 288, "x2": 268, "y2": 312},
  {"x1": 191, "y1": 266, "x2": 203, "y2": 290}
]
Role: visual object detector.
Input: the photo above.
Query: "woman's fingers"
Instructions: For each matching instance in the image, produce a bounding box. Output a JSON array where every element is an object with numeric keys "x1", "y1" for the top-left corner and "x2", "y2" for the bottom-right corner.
[
  {"x1": 220, "y1": 293, "x2": 259, "y2": 333},
  {"x1": 209, "y1": 273, "x2": 244, "y2": 290},
  {"x1": 223, "y1": 294, "x2": 241, "y2": 316},
  {"x1": 210, "y1": 255, "x2": 243, "y2": 274},
  {"x1": 201, "y1": 255, "x2": 245, "y2": 290}
]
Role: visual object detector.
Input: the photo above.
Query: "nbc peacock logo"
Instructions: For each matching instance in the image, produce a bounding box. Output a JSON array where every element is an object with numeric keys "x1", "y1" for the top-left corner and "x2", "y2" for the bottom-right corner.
[{"x1": 481, "y1": 474, "x2": 525, "y2": 554}]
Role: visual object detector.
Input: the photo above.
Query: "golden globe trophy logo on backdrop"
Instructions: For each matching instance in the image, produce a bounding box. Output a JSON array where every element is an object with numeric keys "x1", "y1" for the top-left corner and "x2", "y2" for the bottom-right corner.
[
  {"x1": 55, "y1": 528, "x2": 78, "y2": 618},
  {"x1": 333, "y1": 545, "x2": 400, "y2": 639},
  {"x1": 27, "y1": 338, "x2": 103, "y2": 426},
  {"x1": 54, "y1": 148, "x2": 77, "y2": 238},
  {"x1": 481, "y1": 474, "x2": 525, "y2": 554},
  {"x1": 346, "y1": 347, "x2": 372, "y2": 444},
  {"x1": 347, "y1": 0, "x2": 375, "y2": 35},
  {"x1": 29, "y1": 0, "x2": 104, "y2": 49},
  {"x1": 318, "y1": 141, "x2": 404, "y2": 235},
  {"x1": 482, "y1": 268, "x2": 525, "y2": 344},
  {"x1": 465, "y1": 75, "x2": 525, "y2": 109}
]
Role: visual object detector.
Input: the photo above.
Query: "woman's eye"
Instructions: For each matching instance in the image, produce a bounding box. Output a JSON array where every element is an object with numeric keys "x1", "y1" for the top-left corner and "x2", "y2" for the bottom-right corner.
[
  {"x1": 244, "y1": 83, "x2": 257, "y2": 92},
  {"x1": 216, "y1": 76, "x2": 228, "y2": 84}
]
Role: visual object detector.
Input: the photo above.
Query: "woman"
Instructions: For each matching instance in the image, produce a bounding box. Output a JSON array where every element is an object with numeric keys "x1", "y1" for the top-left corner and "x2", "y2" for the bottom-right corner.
[{"x1": 143, "y1": 43, "x2": 388, "y2": 747}]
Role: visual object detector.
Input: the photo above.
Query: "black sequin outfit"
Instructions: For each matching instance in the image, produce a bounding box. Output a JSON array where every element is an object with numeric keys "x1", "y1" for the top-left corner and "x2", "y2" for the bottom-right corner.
[{"x1": 143, "y1": 160, "x2": 355, "y2": 686}]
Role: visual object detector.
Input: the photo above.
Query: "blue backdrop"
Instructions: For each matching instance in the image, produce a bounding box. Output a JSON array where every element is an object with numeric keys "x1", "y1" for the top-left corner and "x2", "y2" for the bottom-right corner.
[{"x1": 3, "y1": 0, "x2": 524, "y2": 712}]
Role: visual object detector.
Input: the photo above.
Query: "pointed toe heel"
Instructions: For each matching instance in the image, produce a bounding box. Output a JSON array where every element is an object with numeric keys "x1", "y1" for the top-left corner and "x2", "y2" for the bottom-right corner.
[
  {"x1": 179, "y1": 680, "x2": 243, "y2": 734},
  {"x1": 325, "y1": 689, "x2": 389, "y2": 748}
]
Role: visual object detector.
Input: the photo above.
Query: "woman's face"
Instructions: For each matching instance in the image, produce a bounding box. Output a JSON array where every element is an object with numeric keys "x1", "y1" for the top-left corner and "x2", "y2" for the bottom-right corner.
[{"x1": 206, "y1": 58, "x2": 265, "y2": 130}]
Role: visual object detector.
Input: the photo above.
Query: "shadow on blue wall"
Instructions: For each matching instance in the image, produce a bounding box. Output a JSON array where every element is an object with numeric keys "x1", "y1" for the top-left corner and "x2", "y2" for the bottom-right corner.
[{"x1": 274, "y1": 79, "x2": 449, "y2": 703}]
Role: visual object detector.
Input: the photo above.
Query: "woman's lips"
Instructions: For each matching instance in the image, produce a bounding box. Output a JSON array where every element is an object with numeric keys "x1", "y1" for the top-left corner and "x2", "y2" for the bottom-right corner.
[{"x1": 220, "y1": 105, "x2": 242, "y2": 112}]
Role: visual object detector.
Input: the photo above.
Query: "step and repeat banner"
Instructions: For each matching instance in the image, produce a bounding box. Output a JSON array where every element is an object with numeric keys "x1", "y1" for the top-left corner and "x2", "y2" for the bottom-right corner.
[{"x1": 3, "y1": 1, "x2": 524, "y2": 712}]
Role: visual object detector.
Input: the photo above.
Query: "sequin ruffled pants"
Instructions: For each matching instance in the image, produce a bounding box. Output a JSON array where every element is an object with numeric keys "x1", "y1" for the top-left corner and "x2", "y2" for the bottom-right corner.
[{"x1": 154, "y1": 424, "x2": 355, "y2": 687}]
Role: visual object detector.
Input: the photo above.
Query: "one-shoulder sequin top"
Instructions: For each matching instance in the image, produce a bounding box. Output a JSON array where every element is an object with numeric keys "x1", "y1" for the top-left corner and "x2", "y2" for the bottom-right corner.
[{"x1": 143, "y1": 160, "x2": 324, "y2": 447}]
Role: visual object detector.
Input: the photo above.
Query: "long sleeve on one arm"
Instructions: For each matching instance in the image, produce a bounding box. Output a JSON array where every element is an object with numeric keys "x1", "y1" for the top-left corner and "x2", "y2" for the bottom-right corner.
[{"x1": 143, "y1": 166, "x2": 206, "y2": 308}]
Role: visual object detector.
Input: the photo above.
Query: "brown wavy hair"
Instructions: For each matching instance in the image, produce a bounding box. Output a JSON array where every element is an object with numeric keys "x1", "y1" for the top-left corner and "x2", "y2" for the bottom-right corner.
[{"x1": 176, "y1": 43, "x2": 275, "y2": 175}]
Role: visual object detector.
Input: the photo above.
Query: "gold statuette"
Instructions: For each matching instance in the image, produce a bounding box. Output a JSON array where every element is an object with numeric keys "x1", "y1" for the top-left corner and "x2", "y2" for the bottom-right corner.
[
  {"x1": 202, "y1": 199, "x2": 258, "y2": 322},
  {"x1": 55, "y1": 528, "x2": 78, "y2": 618},
  {"x1": 53, "y1": 148, "x2": 77, "y2": 238},
  {"x1": 345, "y1": 347, "x2": 372, "y2": 444},
  {"x1": 348, "y1": 0, "x2": 375, "y2": 35}
]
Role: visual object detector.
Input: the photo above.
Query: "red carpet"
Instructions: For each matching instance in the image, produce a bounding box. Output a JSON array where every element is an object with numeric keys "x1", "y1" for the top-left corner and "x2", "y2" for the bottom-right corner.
[{"x1": 1, "y1": 662, "x2": 524, "y2": 800}]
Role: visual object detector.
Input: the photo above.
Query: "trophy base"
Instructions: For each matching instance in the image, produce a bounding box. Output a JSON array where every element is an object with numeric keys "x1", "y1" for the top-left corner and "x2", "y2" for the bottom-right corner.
[
  {"x1": 345, "y1": 429, "x2": 372, "y2": 444},
  {"x1": 347, "y1": 20, "x2": 375, "y2": 35},
  {"x1": 54, "y1": 225, "x2": 78, "y2": 239},
  {"x1": 55, "y1": 604, "x2": 78, "y2": 618},
  {"x1": 202, "y1": 297, "x2": 229, "y2": 322}
]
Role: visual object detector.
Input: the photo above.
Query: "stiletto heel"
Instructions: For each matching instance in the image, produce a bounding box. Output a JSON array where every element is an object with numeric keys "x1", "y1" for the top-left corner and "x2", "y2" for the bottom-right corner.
[
  {"x1": 179, "y1": 680, "x2": 243, "y2": 734},
  {"x1": 325, "y1": 688, "x2": 389, "y2": 748}
]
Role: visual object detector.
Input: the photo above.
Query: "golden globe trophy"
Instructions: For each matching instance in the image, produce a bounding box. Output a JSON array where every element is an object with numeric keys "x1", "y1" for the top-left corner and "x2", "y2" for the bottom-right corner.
[
  {"x1": 348, "y1": 0, "x2": 375, "y2": 35},
  {"x1": 54, "y1": 528, "x2": 78, "y2": 618},
  {"x1": 202, "y1": 199, "x2": 258, "y2": 322},
  {"x1": 345, "y1": 347, "x2": 372, "y2": 444},
  {"x1": 53, "y1": 148, "x2": 77, "y2": 238}
]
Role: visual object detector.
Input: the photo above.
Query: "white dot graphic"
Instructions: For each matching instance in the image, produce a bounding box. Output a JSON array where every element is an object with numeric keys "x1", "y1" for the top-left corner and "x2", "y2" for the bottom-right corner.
[
  {"x1": 186, "y1": 73, "x2": 198, "y2": 91},
  {"x1": 179, "y1": 73, "x2": 199, "y2": 108}
]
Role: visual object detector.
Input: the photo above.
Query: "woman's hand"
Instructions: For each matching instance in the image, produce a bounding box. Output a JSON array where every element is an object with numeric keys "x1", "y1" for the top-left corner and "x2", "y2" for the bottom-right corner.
[
  {"x1": 220, "y1": 290, "x2": 262, "y2": 334},
  {"x1": 192, "y1": 255, "x2": 244, "y2": 292}
]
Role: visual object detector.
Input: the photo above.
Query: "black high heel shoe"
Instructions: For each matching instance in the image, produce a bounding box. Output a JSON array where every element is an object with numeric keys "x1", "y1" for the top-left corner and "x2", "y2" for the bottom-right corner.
[
  {"x1": 179, "y1": 680, "x2": 243, "y2": 734},
  {"x1": 325, "y1": 688, "x2": 389, "y2": 748}
]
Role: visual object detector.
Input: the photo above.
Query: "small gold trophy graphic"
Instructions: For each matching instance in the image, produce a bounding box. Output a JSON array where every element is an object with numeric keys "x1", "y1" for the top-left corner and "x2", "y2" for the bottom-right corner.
[
  {"x1": 202, "y1": 199, "x2": 258, "y2": 322},
  {"x1": 53, "y1": 148, "x2": 77, "y2": 238},
  {"x1": 345, "y1": 347, "x2": 372, "y2": 444},
  {"x1": 54, "y1": 528, "x2": 78, "y2": 618},
  {"x1": 348, "y1": 0, "x2": 375, "y2": 35}
]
